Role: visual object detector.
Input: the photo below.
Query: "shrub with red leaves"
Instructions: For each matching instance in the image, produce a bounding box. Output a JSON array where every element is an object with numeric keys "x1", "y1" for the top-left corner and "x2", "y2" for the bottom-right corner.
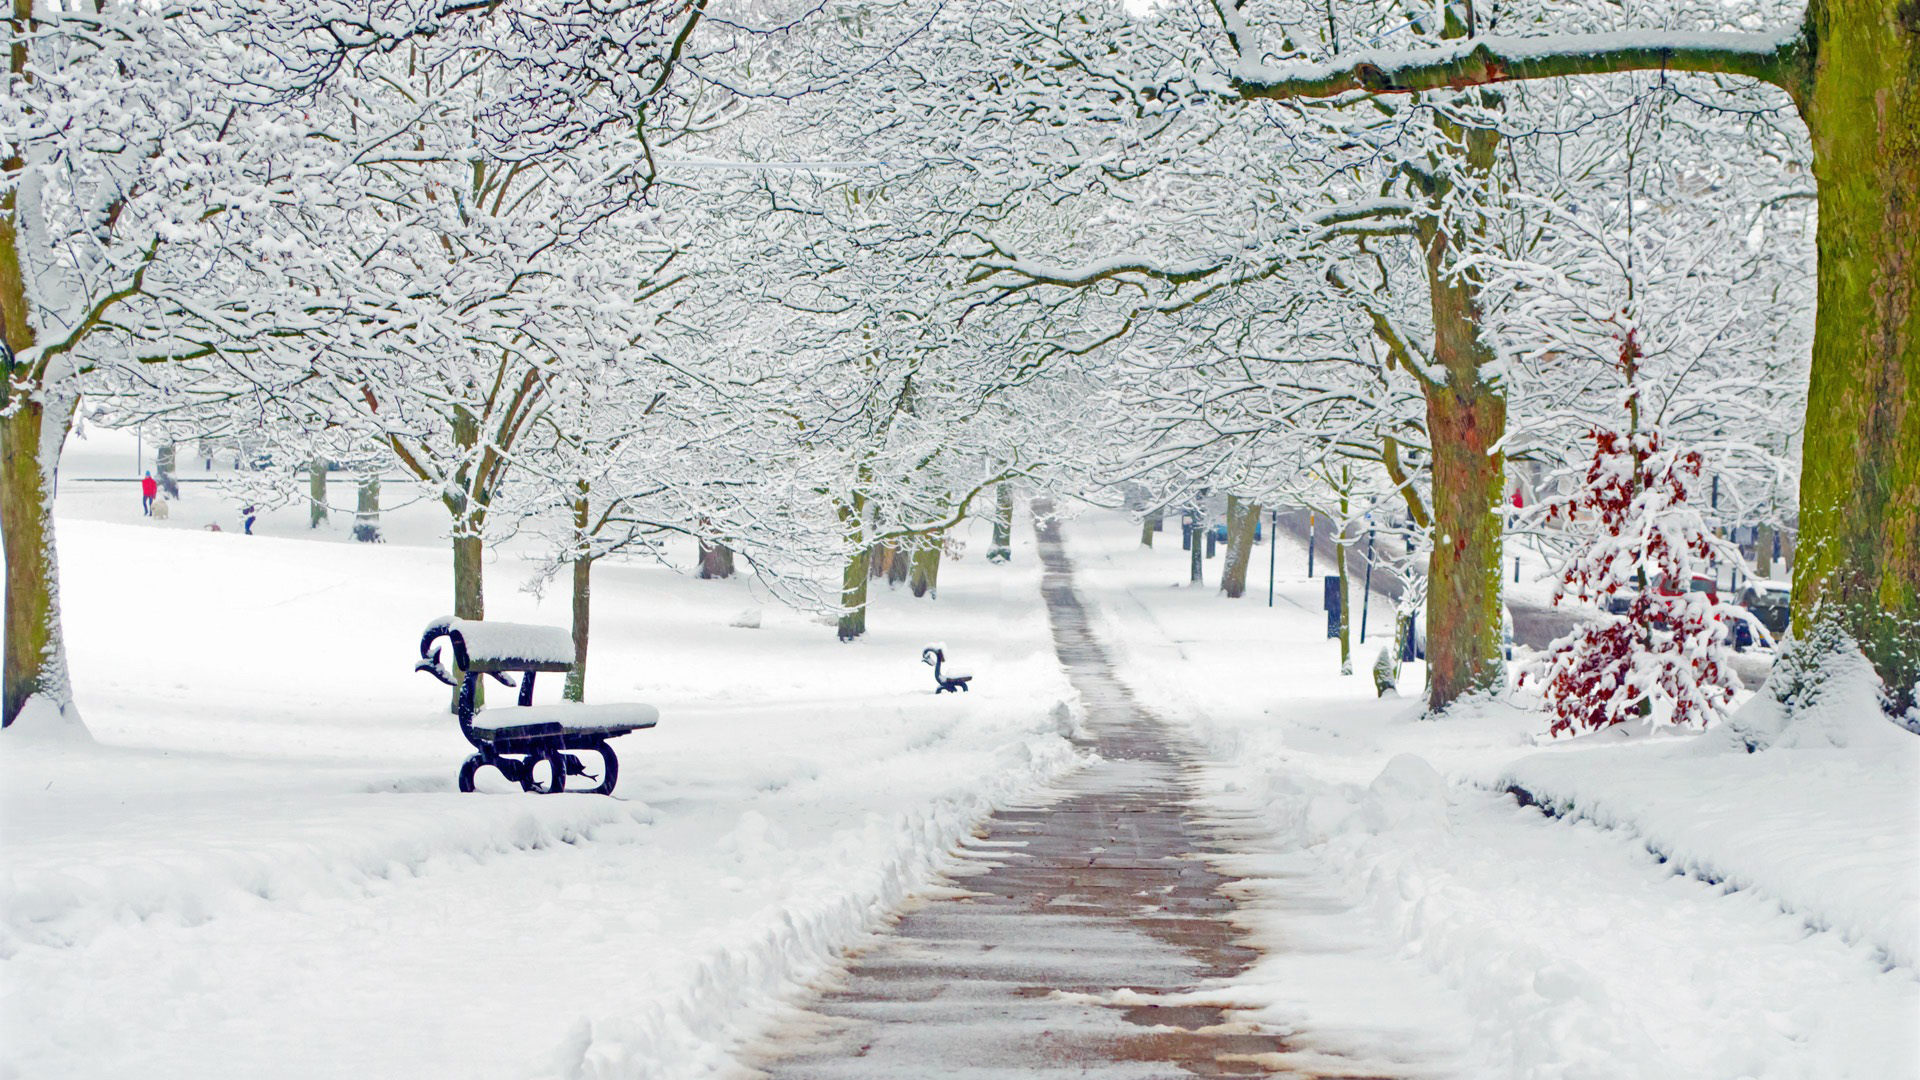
[{"x1": 1519, "y1": 427, "x2": 1747, "y2": 736}]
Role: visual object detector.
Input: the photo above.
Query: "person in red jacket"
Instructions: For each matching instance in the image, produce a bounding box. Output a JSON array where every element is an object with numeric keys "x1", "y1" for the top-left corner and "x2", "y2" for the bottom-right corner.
[{"x1": 141, "y1": 471, "x2": 157, "y2": 516}]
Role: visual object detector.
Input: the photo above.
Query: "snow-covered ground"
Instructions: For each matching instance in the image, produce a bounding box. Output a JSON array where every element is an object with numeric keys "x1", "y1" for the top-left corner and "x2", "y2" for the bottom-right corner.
[
  {"x1": 2, "y1": 429, "x2": 1082, "y2": 1080},
  {"x1": 1060, "y1": 506, "x2": 1920, "y2": 1080},
  {"x1": 9, "y1": 434, "x2": 1915, "y2": 1080}
]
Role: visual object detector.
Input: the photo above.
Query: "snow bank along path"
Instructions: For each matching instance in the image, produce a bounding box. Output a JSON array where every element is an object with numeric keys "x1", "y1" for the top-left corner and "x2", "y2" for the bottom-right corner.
[
  {"x1": 751, "y1": 508, "x2": 1406, "y2": 1079},
  {"x1": 2, "y1": 489, "x2": 1082, "y2": 1080},
  {"x1": 1060, "y1": 507, "x2": 1918, "y2": 1080}
]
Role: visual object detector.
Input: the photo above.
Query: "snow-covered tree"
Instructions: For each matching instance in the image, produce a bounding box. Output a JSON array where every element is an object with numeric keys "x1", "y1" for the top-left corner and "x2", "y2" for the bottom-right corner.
[{"x1": 1521, "y1": 422, "x2": 1748, "y2": 735}]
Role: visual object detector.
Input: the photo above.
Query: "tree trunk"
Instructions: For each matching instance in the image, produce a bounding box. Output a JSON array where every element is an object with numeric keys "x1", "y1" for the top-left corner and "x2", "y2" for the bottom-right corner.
[
  {"x1": 1417, "y1": 114, "x2": 1510, "y2": 711},
  {"x1": 837, "y1": 495, "x2": 869, "y2": 641},
  {"x1": 1756, "y1": 522, "x2": 1775, "y2": 579},
  {"x1": 910, "y1": 540, "x2": 943, "y2": 598},
  {"x1": 353, "y1": 473, "x2": 381, "y2": 542},
  {"x1": 886, "y1": 541, "x2": 909, "y2": 586},
  {"x1": 1791, "y1": 0, "x2": 1920, "y2": 712},
  {"x1": 697, "y1": 513, "x2": 734, "y2": 579},
  {"x1": 1220, "y1": 496, "x2": 1262, "y2": 598},
  {"x1": 1334, "y1": 510, "x2": 1352, "y2": 675},
  {"x1": 453, "y1": 531, "x2": 484, "y2": 621},
  {"x1": 988, "y1": 482, "x2": 1013, "y2": 563},
  {"x1": 308, "y1": 456, "x2": 328, "y2": 528},
  {"x1": 1425, "y1": 374, "x2": 1508, "y2": 707},
  {"x1": 566, "y1": 554, "x2": 592, "y2": 703},
  {"x1": 0, "y1": 397, "x2": 82, "y2": 731},
  {"x1": 558, "y1": 484, "x2": 593, "y2": 702},
  {"x1": 155, "y1": 442, "x2": 179, "y2": 498},
  {"x1": 698, "y1": 538, "x2": 735, "y2": 579},
  {"x1": 1140, "y1": 509, "x2": 1160, "y2": 547}
]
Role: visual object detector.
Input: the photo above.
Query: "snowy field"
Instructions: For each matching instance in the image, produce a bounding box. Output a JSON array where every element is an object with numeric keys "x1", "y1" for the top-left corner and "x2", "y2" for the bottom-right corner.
[
  {"x1": 2, "y1": 430, "x2": 1082, "y2": 1079},
  {"x1": 1059, "y1": 507, "x2": 1920, "y2": 1080}
]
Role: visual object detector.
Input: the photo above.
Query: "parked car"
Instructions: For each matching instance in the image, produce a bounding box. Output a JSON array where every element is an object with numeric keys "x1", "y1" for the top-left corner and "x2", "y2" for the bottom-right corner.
[
  {"x1": 1599, "y1": 575, "x2": 1779, "y2": 650},
  {"x1": 1736, "y1": 582, "x2": 1791, "y2": 647},
  {"x1": 1406, "y1": 603, "x2": 1515, "y2": 661}
]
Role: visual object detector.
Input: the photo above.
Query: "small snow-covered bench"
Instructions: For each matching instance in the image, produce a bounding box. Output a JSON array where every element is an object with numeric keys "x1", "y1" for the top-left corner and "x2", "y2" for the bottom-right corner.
[
  {"x1": 920, "y1": 644, "x2": 972, "y2": 694},
  {"x1": 415, "y1": 617, "x2": 658, "y2": 794}
]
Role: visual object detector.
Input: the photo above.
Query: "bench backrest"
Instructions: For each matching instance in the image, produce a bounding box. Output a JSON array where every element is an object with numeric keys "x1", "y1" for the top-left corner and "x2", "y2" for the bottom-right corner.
[{"x1": 421, "y1": 617, "x2": 576, "y2": 675}]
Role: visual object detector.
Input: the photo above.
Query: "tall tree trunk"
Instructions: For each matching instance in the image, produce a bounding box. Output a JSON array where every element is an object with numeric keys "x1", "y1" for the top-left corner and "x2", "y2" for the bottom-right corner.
[
  {"x1": 1335, "y1": 507, "x2": 1352, "y2": 675},
  {"x1": 910, "y1": 539, "x2": 943, "y2": 598},
  {"x1": 353, "y1": 472, "x2": 381, "y2": 542},
  {"x1": 1792, "y1": 0, "x2": 1920, "y2": 711},
  {"x1": 1756, "y1": 523, "x2": 1775, "y2": 579},
  {"x1": 1425, "y1": 373, "x2": 1508, "y2": 706},
  {"x1": 837, "y1": 494, "x2": 869, "y2": 641},
  {"x1": 1220, "y1": 496, "x2": 1262, "y2": 598},
  {"x1": 564, "y1": 553, "x2": 593, "y2": 703},
  {"x1": 308, "y1": 456, "x2": 328, "y2": 528},
  {"x1": 551, "y1": 482, "x2": 588, "y2": 702},
  {"x1": 453, "y1": 529, "x2": 484, "y2": 621},
  {"x1": 155, "y1": 442, "x2": 178, "y2": 498},
  {"x1": 1140, "y1": 511, "x2": 1157, "y2": 548},
  {"x1": 988, "y1": 482, "x2": 1013, "y2": 563},
  {"x1": 886, "y1": 541, "x2": 909, "y2": 586},
  {"x1": 1416, "y1": 113, "x2": 1509, "y2": 711},
  {"x1": 0, "y1": 396, "x2": 82, "y2": 732}
]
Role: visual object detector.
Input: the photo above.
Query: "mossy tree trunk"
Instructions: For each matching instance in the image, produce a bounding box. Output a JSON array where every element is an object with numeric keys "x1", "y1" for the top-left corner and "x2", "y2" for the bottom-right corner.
[
  {"x1": 1220, "y1": 496, "x2": 1262, "y2": 598},
  {"x1": 1411, "y1": 112, "x2": 1509, "y2": 710},
  {"x1": 0, "y1": 395, "x2": 79, "y2": 729},
  {"x1": 1791, "y1": 0, "x2": 1920, "y2": 710},
  {"x1": 885, "y1": 541, "x2": 909, "y2": 586}
]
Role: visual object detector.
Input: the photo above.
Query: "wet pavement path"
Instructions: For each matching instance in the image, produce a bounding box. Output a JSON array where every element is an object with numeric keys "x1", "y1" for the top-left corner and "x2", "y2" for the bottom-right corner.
[{"x1": 755, "y1": 512, "x2": 1374, "y2": 1078}]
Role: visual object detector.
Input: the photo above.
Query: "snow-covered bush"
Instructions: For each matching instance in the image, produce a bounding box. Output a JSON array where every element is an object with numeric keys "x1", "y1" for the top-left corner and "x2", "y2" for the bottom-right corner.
[
  {"x1": 1722, "y1": 616, "x2": 1914, "y2": 750},
  {"x1": 1520, "y1": 422, "x2": 1747, "y2": 736}
]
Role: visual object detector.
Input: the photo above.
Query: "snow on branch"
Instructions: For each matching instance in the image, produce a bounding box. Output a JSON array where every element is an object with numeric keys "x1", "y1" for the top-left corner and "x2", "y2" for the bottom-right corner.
[{"x1": 1233, "y1": 29, "x2": 1806, "y2": 103}]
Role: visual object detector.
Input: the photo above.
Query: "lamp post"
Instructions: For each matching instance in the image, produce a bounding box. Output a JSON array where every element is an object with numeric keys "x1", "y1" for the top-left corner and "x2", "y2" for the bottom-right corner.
[{"x1": 1268, "y1": 509, "x2": 1278, "y2": 607}]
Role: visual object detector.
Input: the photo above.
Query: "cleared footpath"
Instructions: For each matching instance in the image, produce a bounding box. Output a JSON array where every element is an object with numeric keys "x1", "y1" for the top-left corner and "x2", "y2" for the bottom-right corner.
[{"x1": 754, "y1": 510, "x2": 1391, "y2": 1079}]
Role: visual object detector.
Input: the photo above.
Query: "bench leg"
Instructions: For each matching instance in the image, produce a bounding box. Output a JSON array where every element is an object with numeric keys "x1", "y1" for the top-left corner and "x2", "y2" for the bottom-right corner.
[
  {"x1": 564, "y1": 737, "x2": 618, "y2": 791},
  {"x1": 458, "y1": 755, "x2": 486, "y2": 793},
  {"x1": 519, "y1": 748, "x2": 567, "y2": 794}
]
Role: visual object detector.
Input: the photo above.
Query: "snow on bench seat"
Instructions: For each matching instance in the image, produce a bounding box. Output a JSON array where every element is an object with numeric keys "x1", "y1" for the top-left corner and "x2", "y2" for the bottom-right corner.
[
  {"x1": 427, "y1": 616, "x2": 576, "y2": 670},
  {"x1": 469, "y1": 703, "x2": 661, "y2": 739}
]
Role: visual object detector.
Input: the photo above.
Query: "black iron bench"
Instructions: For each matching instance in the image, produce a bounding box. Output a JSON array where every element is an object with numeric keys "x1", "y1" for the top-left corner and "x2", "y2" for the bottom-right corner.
[
  {"x1": 921, "y1": 644, "x2": 972, "y2": 694},
  {"x1": 415, "y1": 617, "x2": 657, "y2": 794}
]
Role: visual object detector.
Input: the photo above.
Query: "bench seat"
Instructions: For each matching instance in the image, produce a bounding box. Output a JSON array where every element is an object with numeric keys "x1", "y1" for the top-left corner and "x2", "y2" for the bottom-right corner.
[{"x1": 469, "y1": 702, "x2": 661, "y2": 739}]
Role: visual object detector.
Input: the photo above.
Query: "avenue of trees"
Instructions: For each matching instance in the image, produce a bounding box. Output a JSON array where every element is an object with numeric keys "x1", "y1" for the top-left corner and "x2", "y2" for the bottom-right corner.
[{"x1": 3, "y1": 0, "x2": 1913, "y2": 733}]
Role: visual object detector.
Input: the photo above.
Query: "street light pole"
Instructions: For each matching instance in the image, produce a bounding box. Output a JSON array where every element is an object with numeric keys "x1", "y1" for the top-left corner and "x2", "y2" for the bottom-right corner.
[
  {"x1": 1360, "y1": 525, "x2": 1376, "y2": 644},
  {"x1": 1268, "y1": 509, "x2": 1277, "y2": 607},
  {"x1": 1306, "y1": 511, "x2": 1316, "y2": 578}
]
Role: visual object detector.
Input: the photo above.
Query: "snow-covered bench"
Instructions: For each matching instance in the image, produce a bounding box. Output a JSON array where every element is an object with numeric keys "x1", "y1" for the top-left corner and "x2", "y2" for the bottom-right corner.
[
  {"x1": 415, "y1": 617, "x2": 658, "y2": 795},
  {"x1": 920, "y1": 644, "x2": 972, "y2": 694}
]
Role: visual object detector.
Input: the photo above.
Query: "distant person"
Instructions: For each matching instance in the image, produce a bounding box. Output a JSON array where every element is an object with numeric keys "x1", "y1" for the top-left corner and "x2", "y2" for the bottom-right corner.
[
  {"x1": 141, "y1": 472, "x2": 157, "y2": 515},
  {"x1": 242, "y1": 505, "x2": 257, "y2": 535}
]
